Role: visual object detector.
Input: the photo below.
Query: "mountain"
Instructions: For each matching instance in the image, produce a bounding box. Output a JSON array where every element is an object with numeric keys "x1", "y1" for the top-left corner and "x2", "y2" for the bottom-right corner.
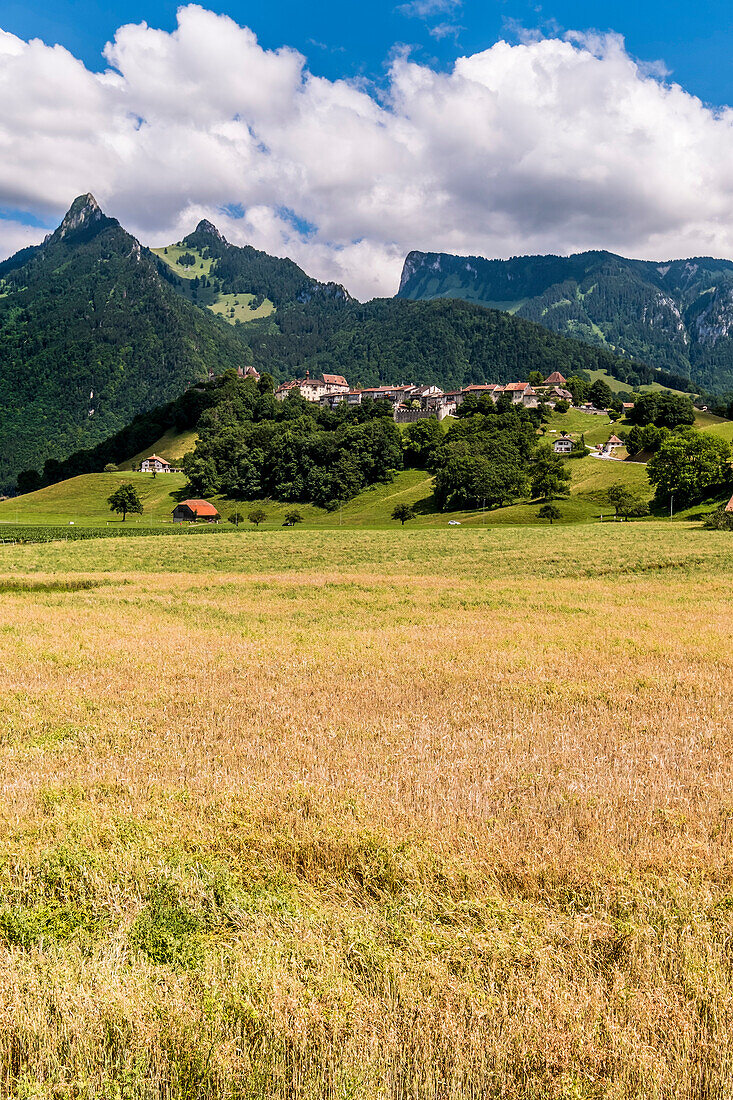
[
  {"x1": 151, "y1": 220, "x2": 350, "y2": 325},
  {"x1": 398, "y1": 249, "x2": 733, "y2": 394},
  {"x1": 0, "y1": 196, "x2": 246, "y2": 489},
  {"x1": 0, "y1": 200, "x2": 694, "y2": 492}
]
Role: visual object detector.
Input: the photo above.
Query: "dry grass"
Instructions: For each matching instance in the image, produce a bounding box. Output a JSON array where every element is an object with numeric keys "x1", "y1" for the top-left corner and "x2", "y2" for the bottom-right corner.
[{"x1": 1, "y1": 524, "x2": 733, "y2": 1098}]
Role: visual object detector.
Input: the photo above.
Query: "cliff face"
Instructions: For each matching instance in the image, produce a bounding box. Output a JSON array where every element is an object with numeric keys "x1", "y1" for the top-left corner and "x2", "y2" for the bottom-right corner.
[{"x1": 397, "y1": 249, "x2": 733, "y2": 392}]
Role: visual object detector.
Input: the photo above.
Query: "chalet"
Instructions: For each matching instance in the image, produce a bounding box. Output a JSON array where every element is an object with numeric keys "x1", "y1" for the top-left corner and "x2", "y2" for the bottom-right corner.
[
  {"x1": 604, "y1": 435, "x2": 624, "y2": 451},
  {"x1": 141, "y1": 454, "x2": 172, "y2": 473},
  {"x1": 553, "y1": 433, "x2": 574, "y2": 454},
  {"x1": 172, "y1": 499, "x2": 220, "y2": 523}
]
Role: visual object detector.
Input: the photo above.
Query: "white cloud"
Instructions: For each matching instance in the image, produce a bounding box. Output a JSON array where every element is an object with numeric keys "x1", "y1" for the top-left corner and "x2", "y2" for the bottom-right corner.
[
  {"x1": 397, "y1": 0, "x2": 462, "y2": 17},
  {"x1": 1, "y1": 8, "x2": 733, "y2": 299}
]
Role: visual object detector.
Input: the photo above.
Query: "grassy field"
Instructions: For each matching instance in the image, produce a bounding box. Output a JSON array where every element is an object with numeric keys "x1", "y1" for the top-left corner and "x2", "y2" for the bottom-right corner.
[
  {"x1": 0, "y1": 454, "x2": 663, "y2": 531},
  {"x1": 1, "y1": 524, "x2": 733, "y2": 1097}
]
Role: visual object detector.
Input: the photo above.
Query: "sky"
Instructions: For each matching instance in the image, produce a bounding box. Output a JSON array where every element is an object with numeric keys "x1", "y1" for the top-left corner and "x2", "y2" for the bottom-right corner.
[{"x1": 1, "y1": 0, "x2": 733, "y2": 298}]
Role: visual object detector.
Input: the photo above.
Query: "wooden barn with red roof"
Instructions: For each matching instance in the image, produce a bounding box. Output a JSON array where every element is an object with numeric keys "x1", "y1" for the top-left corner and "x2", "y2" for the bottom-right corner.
[{"x1": 172, "y1": 499, "x2": 220, "y2": 523}]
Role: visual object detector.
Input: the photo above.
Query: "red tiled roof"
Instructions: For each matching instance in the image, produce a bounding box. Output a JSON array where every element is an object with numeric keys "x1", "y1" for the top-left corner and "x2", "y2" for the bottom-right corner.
[
  {"x1": 544, "y1": 371, "x2": 567, "y2": 385},
  {"x1": 145, "y1": 454, "x2": 170, "y2": 464},
  {"x1": 178, "y1": 499, "x2": 220, "y2": 517},
  {"x1": 607, "y1": 435, "x2": 623, "y2": 444},
  {"x1": 323, "y1": 374, "x2": 348, "y2": 386},
  {"x1": 505, "y1": 382, "x2": 529, "y2": 391}
]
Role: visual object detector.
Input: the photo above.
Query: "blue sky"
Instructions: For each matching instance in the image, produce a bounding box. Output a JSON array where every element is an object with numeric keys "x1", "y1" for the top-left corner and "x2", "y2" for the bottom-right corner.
[
  {"x1": 1, "y1": 0, "x2": 732, "y2": 297},
  {"x1": 3, "y1": 0, "x2": 732, "y2": 107}
]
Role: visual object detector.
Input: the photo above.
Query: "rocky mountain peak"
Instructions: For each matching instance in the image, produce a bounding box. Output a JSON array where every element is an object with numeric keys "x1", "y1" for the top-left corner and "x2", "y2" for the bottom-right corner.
[
  {"x1": 195, "y1": 219, "x2": 226, "y2": 242},
  {"x1": 57, "y1": 194, "x2": 105, "y2": 238}
]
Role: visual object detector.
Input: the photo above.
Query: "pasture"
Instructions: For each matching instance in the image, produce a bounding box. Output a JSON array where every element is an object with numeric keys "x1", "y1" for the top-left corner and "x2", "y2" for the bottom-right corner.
[{"x1": 1, "y1": 524, "x2": 733, "y2": 1097}]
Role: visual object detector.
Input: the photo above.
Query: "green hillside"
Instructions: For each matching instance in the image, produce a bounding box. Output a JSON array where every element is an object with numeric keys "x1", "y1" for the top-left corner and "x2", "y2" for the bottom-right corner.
[
  {"x1": 151, "y1": 242, "x2": 275, "y2": 324},
  {"x1": 0, "y1": 453, "x2": 659, "y2": 531},
  {"x1": 398, "y1": 249, "x2": 733, "y2": 394},
  {"x1": 0, "y1": 196, "x2": 246, "y2": 491}
]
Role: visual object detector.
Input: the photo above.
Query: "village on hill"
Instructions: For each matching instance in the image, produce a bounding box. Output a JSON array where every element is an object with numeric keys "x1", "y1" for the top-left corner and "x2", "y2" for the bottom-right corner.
[{"x1": 272, "y1": 368, "x2": 579, "y2": 421}]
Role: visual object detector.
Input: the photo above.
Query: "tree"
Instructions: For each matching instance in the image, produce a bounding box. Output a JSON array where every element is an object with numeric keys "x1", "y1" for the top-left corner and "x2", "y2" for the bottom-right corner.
[
  {"x1": 107, "y1": 483, "x2": 143, "y2": 522},
  {"x1": 392, "y1": 503, "x2": 415, "y2": 525},
  {"x1": 248, "y1": 507, "x2": 267, "y2": 526},
  {"x1": 103, "y1": 463, "x2": 118, "y2": 473},
  {"x1": 554, "y1": 399, "x2": 570, "y2": 413},
  {"x1": 567, "y1": 376, "x2": 591, "y2": 405},
  {"x1": 284, "y1": 509, "x2": 304, "y2": 524},
  {"x1": 402, "y1": 418, "x2": 444, "y2": 469},
  {"x1": 529, "y1": 445, "x2": 571, "y2": 500},
  {"x1": 16, "y1": 469, "x2": 42, "y2": 495},
  {"x1": 528, "y1": 370, "x2": 545, "y2": 387},
  {"x1": 589, "y1": 379, "x2": 614, "y2": 409},
  {"x1": 570, "y1": 434, "x2": 587, "y2": 458},
  {"x1": 538, "y1": 503, "x2": 562, "y2": 524},
  {"x1": 257, "y1": 373, "x2": 275, "y2": 395},
  {"x1": 607, "y1": 483, "x2": 650, "y2": 520},
  {"x1": 228, "y1": 511, "x2": 244, "y2": 527},
  {"x1": 647, "y1": 432, "x2": 733, "y2": 505}
]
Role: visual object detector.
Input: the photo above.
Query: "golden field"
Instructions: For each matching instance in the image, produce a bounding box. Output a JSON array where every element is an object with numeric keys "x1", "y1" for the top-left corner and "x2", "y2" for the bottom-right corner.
[{"x1": 1, "y1": 524, "x2": 733, "y2": 1098}]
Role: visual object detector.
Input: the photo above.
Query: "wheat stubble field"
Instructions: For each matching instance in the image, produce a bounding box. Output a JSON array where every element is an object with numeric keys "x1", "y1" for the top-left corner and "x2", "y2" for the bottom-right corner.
[{"x1": 1, "y1": 525, "x2": 733, "y2": 1099}]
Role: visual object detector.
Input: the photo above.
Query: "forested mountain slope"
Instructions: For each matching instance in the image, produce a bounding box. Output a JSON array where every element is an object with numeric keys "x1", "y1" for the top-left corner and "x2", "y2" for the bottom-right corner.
[
  {"x1": 0, "y1": 196, "x2": 245, "y2": 489},
  {"x1": 398, "y1": 249, "x2": 733, "y2": 393}
]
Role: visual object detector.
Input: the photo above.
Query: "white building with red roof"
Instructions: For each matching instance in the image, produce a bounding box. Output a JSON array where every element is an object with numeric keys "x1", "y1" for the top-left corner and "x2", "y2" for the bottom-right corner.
[{"x1": 275, "y1": 370, "x2": 350, "y2": 402}]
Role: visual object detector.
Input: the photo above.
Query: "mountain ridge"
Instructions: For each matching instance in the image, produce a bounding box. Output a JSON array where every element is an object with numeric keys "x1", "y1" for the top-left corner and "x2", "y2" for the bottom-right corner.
[{"x1": 397, "y1": 248, "x2": 733, "y2": 393}]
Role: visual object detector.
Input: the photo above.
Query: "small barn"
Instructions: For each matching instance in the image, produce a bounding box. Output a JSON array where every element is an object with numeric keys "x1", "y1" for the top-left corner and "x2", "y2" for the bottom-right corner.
[
  {"x1": 553, "y1": 433, "x2": 574, "y2": 454},
  {"x1": 172, "y1": 499, "x2": 220, "y2": 523},
  {"x1": 604, "y1": 435, "x2": 623, "y2": 452}
]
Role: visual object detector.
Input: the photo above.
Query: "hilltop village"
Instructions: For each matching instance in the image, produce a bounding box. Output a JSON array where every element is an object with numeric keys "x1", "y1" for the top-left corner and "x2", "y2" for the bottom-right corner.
[{"x1": 272, "y1": 368, "x2": 580, "y2": 421}]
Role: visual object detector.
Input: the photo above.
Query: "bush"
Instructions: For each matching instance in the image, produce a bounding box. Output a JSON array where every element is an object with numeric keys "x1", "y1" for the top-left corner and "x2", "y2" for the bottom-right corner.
[{"x1": 703, "y1": 508, "x2": 733, "y2": 530}]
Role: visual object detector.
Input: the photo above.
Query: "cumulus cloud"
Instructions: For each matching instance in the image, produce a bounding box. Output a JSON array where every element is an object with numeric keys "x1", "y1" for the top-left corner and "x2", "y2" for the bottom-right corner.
[{"x1": 0, "y1": 8, "x2": 733, "y2": 298}]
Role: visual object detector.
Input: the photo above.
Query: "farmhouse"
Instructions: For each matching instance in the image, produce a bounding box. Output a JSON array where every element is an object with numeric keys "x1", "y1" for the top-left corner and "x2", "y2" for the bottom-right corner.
[
  {"x1": 172, "y1": 499, "x2": 220, "y2": 523},
  {"x1": 553, "y1": 433, "x2": 574, "y2": 454},
  {"x1": 604, "y1": 435, "x2": 624, "y2": 451},
  {"x1": 141, "y1": 454, "x2": 176, "y2": 473}
]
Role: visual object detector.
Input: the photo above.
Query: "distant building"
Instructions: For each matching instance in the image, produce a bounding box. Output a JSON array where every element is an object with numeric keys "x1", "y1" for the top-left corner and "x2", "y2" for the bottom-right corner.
[
  {"x1": 605, "y1": 435, "x2": 624, "y2": 451},
  {"x1": 276, "y1": 370, "x2": 349, "y2": 402},
  {"x1": 726, "y1": 494, "x2": 733, "y2": 514},
  {"x1": 543, "y1": 371, "x2": 567, "y2": 386},
  {"x1": 141, "y1": 454, "x2": 177, "y2": 473},
  {"x1": 553, "y1": 433, "x2": 574, "y2": 454},
  {"x1": 172, "y1": 499, "x2": 220, "y2": 523},
  {"x1": 237, "y1": 365, "x2": 261, "y2": 381}
]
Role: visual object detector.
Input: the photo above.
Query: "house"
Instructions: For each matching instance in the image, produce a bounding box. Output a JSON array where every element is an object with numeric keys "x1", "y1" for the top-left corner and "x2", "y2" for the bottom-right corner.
[
  {"x1": 172, "y1": 499, "x2": 220, "y2": 523},
  {"x1": 237, "y1": 365, "x2": 261, "y2": 381},
  {"x1": 543, "y1": 371, "x2": 567, "y2": 386},
  {"x1": 725, "y1": 493, "x2": 733, "y2": 514},
  {"x1": 604, "y1": 435, "x2": 623, "y2": 451},
  {"x1": 141, "y1": 454, "x2": 172, "y2": 473},
  {"x1": 553, "y1": 433, "x2": 574, "y2": 454},
  {"x1": 275, "y1": 371, "x2": 349, "y2": 402}
]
